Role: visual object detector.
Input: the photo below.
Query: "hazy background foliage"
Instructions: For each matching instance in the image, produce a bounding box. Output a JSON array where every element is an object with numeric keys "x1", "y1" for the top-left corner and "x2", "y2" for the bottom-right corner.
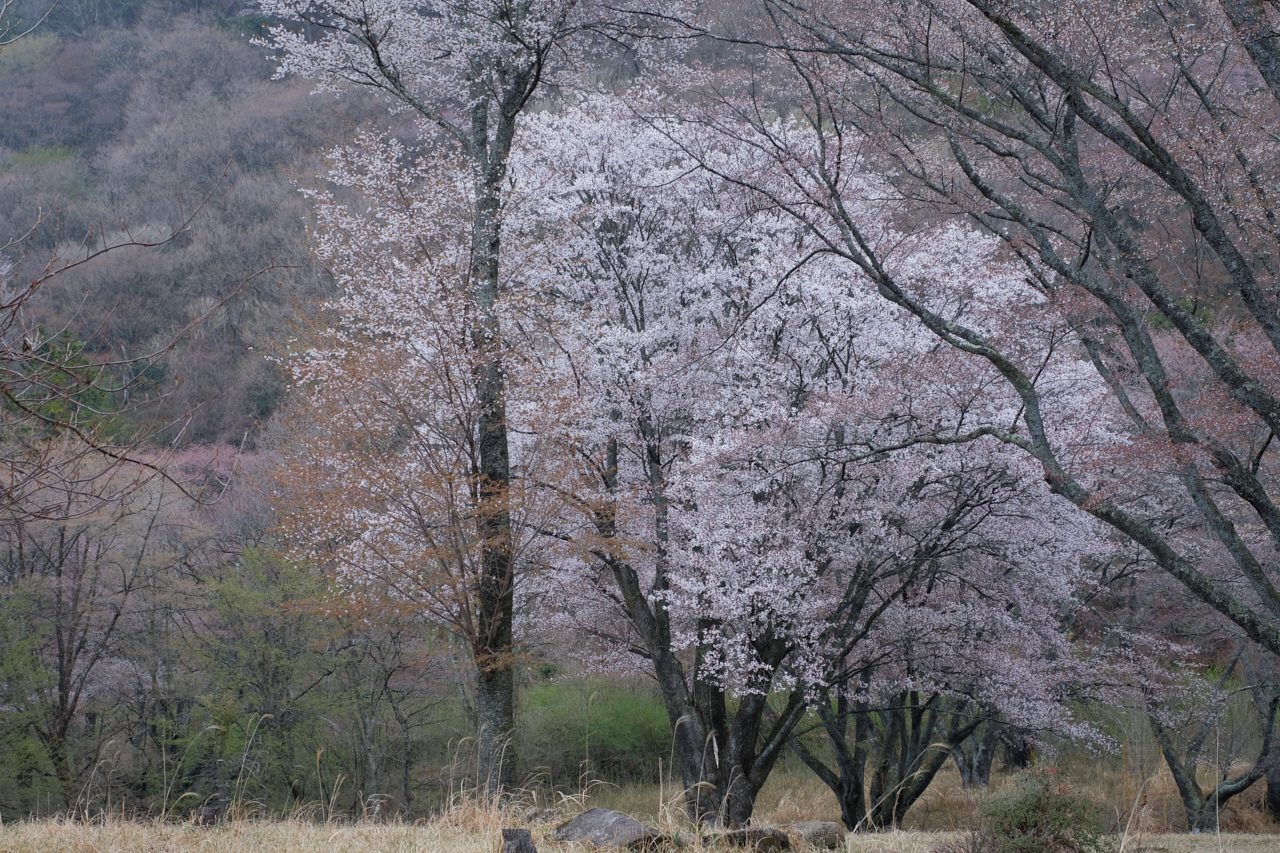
[{"x1": 0, "y1": 2, "x2": 372, "y2": 446}]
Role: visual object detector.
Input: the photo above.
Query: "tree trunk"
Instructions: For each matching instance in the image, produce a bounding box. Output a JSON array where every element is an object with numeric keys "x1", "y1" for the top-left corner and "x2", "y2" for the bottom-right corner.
[
  {"x1": 790, "y1": 689, "x2": 874, "y2": 831},
  {"x1": 361, "y1": 712, "x2": 379, "y2": 809},
  {"x1": 1001, "y1": 730, "x2": 1035, "y2": 772},
  {"x1": 466, "y1": 74, "x2": 523, "y2": 792},
  {"x1": 866, "y1": 693, "x2": 977, "y2": 829},
  {"x1": 953, "y1": 717, "x2": 999, "y2": 788},
  {"x1": 1161, "y1": 758, "x2": 1218, "y2": 833},
  {"x1": 608, "y1": 551, "x2": 803, "y2": 827},
  {"x1": 1150, "y1": 694, "x2": 1278, "y2": 833},
  {"x1": 45, "y1": 730, "x2": 76, "y2": 810},
  {"x1": 1266, "y1": 760, "x2": 1280, "y2": 822},
  {"x1": 719, "y1": 685, "x2": 805, "y2": 827},
  {"x1": 1241, "y1": 646, "x2": 1280, "y2": 824},
  {"x1": 598, "y1": 435, "x2": 740, "y2": 825},
  {"x1": 392, "y1": 704, "x2": 413, "y2": 815},
  {"x1": 476, "y1": 664, "x2": 515, "y2": 792}
]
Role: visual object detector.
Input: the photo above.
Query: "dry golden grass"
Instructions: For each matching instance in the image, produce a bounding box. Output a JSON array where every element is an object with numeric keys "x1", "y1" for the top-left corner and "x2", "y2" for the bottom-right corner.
[
  {"x1": 753, "y1": 768, "x2": 844, "y2": 826},
  {"x1": 574, "y1": 781, "x2": 665, "y2": 825},
  {"x1": 571, "y1": 761, "x2": 1280, "y2": 837},
  {"x1": 832, "y1": 830, "x2": 1280, "y2": 853},
  {"x1": 843, "y1": 828, "x2": 964, "y2": 853},
  {"x1": 1121, "y1": 836, "x2": 1280, "y2": 853},
  {"x1": 0, "y1": 819, "x2": 478, "y2": 853}
]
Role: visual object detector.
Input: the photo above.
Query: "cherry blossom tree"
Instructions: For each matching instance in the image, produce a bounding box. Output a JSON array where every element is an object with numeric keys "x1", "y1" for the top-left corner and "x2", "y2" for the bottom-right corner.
[
  {"x1": 276, "y1": 88, "x2": 1109, "y2": 824},
  {"x1": 659, "y1": 3, "x2": 1280, "y2": 820},
  {"x1": 507, "y1": 100, "x2": 1114, "y2": 827},
  {"x1": 273, "y1": 4, "x2": 1138, "y2": 801},
  {"x1": 642, "y1": 0, "x2": 1280, "y2": 707},
  {"x1": 601, "y1": 19, "x2": 1280, "y2": 824}
]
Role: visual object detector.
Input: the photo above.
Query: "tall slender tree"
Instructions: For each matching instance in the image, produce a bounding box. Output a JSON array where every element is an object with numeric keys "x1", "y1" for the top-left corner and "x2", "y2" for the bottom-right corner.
[{"x1": 258, "y1": 0, "x2": 618, "y2": 789}]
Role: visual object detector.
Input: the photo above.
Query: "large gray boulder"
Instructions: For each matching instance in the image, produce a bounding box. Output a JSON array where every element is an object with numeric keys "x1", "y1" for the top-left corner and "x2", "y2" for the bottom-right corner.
[{"x1": 552, "y1": 808, "x2": 663, "y2": 848}]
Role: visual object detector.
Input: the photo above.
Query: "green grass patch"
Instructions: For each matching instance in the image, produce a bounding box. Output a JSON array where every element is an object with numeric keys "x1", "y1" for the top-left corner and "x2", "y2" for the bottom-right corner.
[
  {"x1": 5, "y1": 144, "x2": 75, "y2": 172},
  {"x1": 0, "y1": 32, "x2": 58, "y2": 81},
  {"x1": 519, "y1": 677, "x2": 673, "y2": 787}
]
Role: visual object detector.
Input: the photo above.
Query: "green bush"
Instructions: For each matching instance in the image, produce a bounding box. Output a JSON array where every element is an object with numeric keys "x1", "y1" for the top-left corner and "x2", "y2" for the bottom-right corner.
[{"x1": 970, "y1": 771, "x2": 1115, "y2": 853}]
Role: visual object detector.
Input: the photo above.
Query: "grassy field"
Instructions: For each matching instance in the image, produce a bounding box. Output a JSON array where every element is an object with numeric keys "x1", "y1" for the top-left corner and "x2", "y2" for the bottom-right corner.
[
  {"x1": 0, "y1": 819, "x2": 1277, "y2": 853},
  {"x1": 2, "y1": 763, "x2": 1278, "y2": 853}
]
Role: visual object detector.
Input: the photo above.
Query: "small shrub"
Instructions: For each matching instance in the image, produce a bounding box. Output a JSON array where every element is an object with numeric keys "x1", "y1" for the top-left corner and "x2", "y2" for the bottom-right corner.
[{"x1": 942, "y1": 771, "x2": 1115, "y2": 853}]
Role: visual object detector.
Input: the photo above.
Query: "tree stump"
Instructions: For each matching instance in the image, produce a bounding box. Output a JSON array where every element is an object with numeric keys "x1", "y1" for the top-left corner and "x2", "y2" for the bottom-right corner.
[{"x1": 502, "y1": 828, "x2": 538, "y2": 853}]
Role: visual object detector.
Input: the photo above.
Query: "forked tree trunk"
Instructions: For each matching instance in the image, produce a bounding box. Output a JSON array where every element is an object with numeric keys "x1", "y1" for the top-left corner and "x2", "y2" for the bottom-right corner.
[
  {"x1": 953, "y1": 717, "x2": 1000, "y2": 788},
  {"x1": 792, "y1": 688, "x2": 983, "y2": 831},
  {"x1": 1149, "y1": 649, "x2": 1280, "y2": 833},
  {"x1": 611, "y1": 561, "x2": 803, "y2": 827},
  {"x1": 597, "y1": 434, "x2": 805, "y2": 827}
]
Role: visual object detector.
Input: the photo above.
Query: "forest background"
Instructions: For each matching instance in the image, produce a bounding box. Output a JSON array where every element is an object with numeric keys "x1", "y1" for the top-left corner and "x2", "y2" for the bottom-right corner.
[{"x1": 4, "y1": 0, "x2": 1280, "y2": 839}]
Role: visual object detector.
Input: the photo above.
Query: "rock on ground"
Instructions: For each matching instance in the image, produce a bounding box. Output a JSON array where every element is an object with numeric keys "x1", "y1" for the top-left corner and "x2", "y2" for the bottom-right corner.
[
  {"x1": 786, "y1": 821, "x2": 844, "y2": 849},
  {"x1": 717, "y1": 827, "x2": 791, "y2": 851},
  {"x1": 551, "y1": 808, "x2": 664, "y2": 848}
]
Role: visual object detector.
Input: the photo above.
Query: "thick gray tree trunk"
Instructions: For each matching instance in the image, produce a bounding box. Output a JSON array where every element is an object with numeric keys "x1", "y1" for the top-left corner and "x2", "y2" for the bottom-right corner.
[{"x1": 467, "y1": 79, "x2": 523, "y2": 792}]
